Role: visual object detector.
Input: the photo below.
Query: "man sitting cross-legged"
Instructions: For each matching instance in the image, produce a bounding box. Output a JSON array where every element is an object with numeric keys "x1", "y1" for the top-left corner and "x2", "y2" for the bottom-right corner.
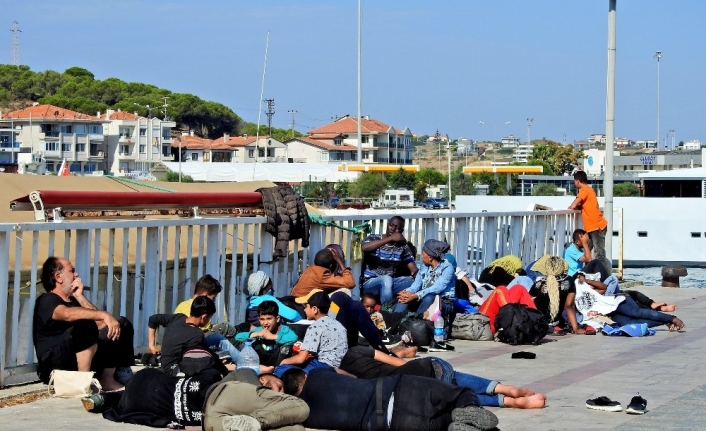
[
  {"x1": 340, "y1": 345, "x2": 546, "y2": 409},
  {"x1": 283, "y1": 367, "x2": 500, "y2": 431},
  {"x1": 33, "y1": 256, "x2": 134, "y2": 390}
]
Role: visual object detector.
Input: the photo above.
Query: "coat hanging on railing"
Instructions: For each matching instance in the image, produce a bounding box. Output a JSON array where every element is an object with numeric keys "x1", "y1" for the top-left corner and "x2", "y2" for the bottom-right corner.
[{"x1": 257, "y1": 186, "x2": 310, "y2": 258}]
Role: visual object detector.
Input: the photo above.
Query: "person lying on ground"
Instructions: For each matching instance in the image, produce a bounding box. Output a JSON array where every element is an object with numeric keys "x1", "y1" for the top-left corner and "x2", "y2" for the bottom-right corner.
[
  {"x1": 572, "y1": 271, "x2": 685, "y2": 332},
  {"x1": 361, "y1": 216, "x2": 418, "y2": 304},
  {"x1": 527, "y1": 255, "x2": 575, "y2": 334},
  {"x1": 246, "y1": 271, "x2": 302, "y2": 326},
  {"x1": 291, "y1": 247, "x2": 355, "y2": 298},
  {"x1": 234, "y1": 301, "x2": 298, "y2": 366},
  {"x1": 203, "y1": 368, "x2": 309, "y2": 431},
  {"x1": 340, "y1": 345, "x2": 546, "y2": 409},
  {"x1": 82, "y1": 367, "x2": 223, "y2": 428},
  {"x1": 478, "y1": 255, "x2": 524, "y2": 287},
  {"x1": 148, "y1": 296, "x2": 239, "y2": 376},
  {"x1": 33, "y1": 256, "x2": 134, "y2": 390},
  {"x1": 564, "y1": 229, "x2": 620, "y2": 295},
  {"x1": 282, "y1": 367, "x2": 500, "y2": 431}
]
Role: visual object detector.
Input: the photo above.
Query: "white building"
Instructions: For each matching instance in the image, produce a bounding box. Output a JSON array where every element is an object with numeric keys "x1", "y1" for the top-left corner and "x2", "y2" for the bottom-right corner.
[
  {"x1": 1, "y1": 104, "x2": 108, "y2": 174},
  {"x1": 284, "y1": 136, "x2": 357, "y2": 163},
  {"x1": 501, "y1": 135, "x2": 521, "y2": 148},
  {"x1": 582, "y1": 148, "x2": 705, "y2": 176},
  {"x1": 456, "y1": 138, "x2": 477, "y2": 156},
  {"x1": 682, "y1": 140, "x2": 702, "y2": 151},
  {"x1": 104, "y1": 109, "x2": 176, "y2": 175},
  {"x1": 512, "y1": 144, "x2": 534, "y2": 162},
  {"x1": 171, "y1": 133, "x2": 287, "y2": 164},
  {"x1": 589, "y1": 133, "x2": 607, "y2": 145},
  {"x1": 307, "y1": 115, "x2": 413, "y2": 164}
]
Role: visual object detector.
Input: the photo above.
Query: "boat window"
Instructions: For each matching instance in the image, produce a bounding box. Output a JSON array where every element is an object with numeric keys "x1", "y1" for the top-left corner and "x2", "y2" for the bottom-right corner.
[
  {"x1": 691, "y1": 232, "x2": 702, "y2": 238},
  {"x1": 637, "y1": 231, "x2": 648, "y2": 237},
  {"x1": 612, "y1": 231, "x2": 619, "y2": 236}
]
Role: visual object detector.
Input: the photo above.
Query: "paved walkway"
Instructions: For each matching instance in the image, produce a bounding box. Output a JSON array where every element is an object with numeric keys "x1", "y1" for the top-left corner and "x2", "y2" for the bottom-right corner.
[{"x1": 1, "y1": 285, "x2": 705, "y2": 431}]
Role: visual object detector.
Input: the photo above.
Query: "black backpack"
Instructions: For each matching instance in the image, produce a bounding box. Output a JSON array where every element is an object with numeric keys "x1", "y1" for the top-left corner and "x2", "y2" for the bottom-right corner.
[{"x1": 494, "y1": 303, "x2": 549, "y2": 345}]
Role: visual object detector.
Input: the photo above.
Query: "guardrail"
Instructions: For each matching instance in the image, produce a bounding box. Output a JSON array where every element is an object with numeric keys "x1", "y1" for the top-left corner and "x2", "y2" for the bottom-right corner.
[{"x1": 0, "y1": 208, "x2": 579, "y2": 386}]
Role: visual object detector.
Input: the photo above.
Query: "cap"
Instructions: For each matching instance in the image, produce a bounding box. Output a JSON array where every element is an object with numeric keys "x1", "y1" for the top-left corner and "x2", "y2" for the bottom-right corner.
[
  {"x1": 296, "y1": 290, "x2": 331, "y2": 313},
  {"x1": 295, "y1": 289, "x2": 324, "y2": 304}
]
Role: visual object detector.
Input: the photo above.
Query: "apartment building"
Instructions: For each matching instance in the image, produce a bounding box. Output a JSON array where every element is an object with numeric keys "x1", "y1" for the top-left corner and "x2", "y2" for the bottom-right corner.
[
  {"x1": 104, "y1": 109, "x2": 176, "y2": 175},
  {"x1": 307, "y1": 115, "x2": 413, "y2": 164},
  {"x1": 1, "y1": 104, "x2": 108, "y2": 174},
  {"x1": 171, "y1": 133, "x2": 287, "y2": 163},
  {"x1": 501, "y1": 135, "x2": 521, "y2": 148},
  {"x1": 284, "y1": 136, "x2": 358, "y2": 163}
]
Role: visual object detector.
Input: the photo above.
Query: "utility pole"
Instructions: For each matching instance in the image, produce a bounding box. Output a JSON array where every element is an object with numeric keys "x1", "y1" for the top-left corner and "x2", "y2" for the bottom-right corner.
[
  {"x1": 10, "y1": 21, "x2": 20, "y2": 67},
  {"x1": 526, "y1": 118, "x2": 534, "y2": 147},
  {"x1": 654, "y1": 51, "x2": 663, "y2": 149},
  {"x1": 264, "y1": 98, "x2": 275, "y2": 136},
  {"x1": 288, "y1": 109, "x2": 297, "y2": 138},
  {"x1": 435, "y1": 129, "x2": 441, "y2": 171},
  {"x1": 161, "y1": 96, "x2": 169, "y2": 120}
]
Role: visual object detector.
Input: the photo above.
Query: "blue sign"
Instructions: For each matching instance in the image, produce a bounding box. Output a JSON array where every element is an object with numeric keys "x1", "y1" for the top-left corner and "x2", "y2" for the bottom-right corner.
[
  {"x1": 640, "y1": 155, "x2": 656, "y2": 165},
  {"x1": 587, "y1": 155, "x2": 594, "y2": 166}
]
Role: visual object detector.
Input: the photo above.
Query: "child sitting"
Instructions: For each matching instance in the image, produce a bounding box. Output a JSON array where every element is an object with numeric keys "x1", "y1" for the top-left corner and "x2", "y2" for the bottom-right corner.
[
  {"x1": 361, "y1": 293, "x2": 387, "y2": 332},
  {"x1": 235, "y1": 301, "x2": 299, "y2": 366}
]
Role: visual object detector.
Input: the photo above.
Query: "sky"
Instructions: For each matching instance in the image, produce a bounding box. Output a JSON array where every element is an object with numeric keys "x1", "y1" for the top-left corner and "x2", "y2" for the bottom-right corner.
[{"x1": 4, "y1": 1, "x2": 706, "y2": 146}]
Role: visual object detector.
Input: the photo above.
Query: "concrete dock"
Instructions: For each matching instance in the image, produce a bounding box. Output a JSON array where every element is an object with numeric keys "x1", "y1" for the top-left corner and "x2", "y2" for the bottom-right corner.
[{"x1": 2, "y1": 285, "x2": 705, "y2": 431}]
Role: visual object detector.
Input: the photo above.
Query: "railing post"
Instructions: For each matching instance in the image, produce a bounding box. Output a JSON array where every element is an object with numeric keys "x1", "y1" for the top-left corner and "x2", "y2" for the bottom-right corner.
[
  {"x1": 453, "y1": 217, "x2": 469, "y2": 264},
  {"x1": 0, "y1": 231, "x2": 9, "y2": 387},
  {"x1": 141, "y1": 226, "x2": 160, "y2": 343},
  {"x1": 258, "y1": 225, "x2": 275, "y2": 290},
  {"x1": 422, "y1": 218, "x2": 437, "y2": 241},
  {"x1": 75, "y1": 229, "x2": 91, "y2": 300}
]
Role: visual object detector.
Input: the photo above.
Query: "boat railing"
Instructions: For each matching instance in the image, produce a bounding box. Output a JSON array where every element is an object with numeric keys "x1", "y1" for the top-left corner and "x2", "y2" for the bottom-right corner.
[{"x1": 0, "y1": 208, "x2": 580, "y2": 386}]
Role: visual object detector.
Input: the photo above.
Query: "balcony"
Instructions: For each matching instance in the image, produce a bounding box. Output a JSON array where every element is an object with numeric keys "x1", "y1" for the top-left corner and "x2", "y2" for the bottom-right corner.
[
  {"x1": 42, "y1": 131, "x2": 60, "y2": 139},
  {"x1": 118, "y1": 135, "x2": 133, "y2": 144},
  {"x1": 89, "y1": 133, "x2": 105, "y2": 141},
  {"x1": 117, "y1": 151, "x2": 134, "y2": 159},
  {"x1": 89, "y1": 150, "x2": 105, "y2": 158}
]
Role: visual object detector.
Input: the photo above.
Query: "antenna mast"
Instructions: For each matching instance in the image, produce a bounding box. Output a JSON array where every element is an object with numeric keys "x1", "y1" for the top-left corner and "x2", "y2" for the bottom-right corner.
[
  {"x1": 264, "y1": 98, "x2": 275, "y2": 136},
  {"x1": 161, "y1": 96, "x2": 169, "y2": 120},
  {"x1": 11, "y1": 21, "x2": 21, "y2": 67}
]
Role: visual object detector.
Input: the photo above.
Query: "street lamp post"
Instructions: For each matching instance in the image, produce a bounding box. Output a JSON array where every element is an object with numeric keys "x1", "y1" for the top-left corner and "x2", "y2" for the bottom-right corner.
[
  {"x1": 654, "y1": 51, "x2": 663, "y2": 149},
  {"x1": 435, "y1": 129, "x2": 441, "y2": 170}
]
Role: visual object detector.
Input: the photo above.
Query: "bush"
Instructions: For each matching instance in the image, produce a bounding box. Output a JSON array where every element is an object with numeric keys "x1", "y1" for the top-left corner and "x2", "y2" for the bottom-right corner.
[
  {"x1": 165, "y1": 171, "x2": 194, "y2": 182},
  {"x1": 614, "y1": 182, "x2": 640, "y2": 197},
  {"x1": 532, "y1": 183, "x2": 561, "y2": 196}
]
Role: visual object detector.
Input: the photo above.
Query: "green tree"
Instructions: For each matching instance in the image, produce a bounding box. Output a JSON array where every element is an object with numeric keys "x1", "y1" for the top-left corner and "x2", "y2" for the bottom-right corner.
[
  {"x1": 530, "y1": 140, "x2": 582, "y2": 175},
  {"x1": 304, "y1": 181, "x2": 334, "y2": 200},
  {"x1": 387, "y1": 168, "x2": 417, "y2": 190},
  {"x1": 349, "y1": 172, "x2": 387, "y2": 198},
  {"x1": 414, "y1": 182, "x2": 429, "y2": 202},
  {"x1": 614, "y1": 182, "x2": 640, "y2": 197},
  {"x1": 164, "y1": 171, "x2": 194, "y2": 182},
  {"x1": 416, "y1": 168, "x2": 445, "y2": 186},
  {"x1": 335, "y1": 180, "x2": 350, "y2": 198},
  {"x1": 532, "y1": 183, "x2": 561, "y2": 196}
]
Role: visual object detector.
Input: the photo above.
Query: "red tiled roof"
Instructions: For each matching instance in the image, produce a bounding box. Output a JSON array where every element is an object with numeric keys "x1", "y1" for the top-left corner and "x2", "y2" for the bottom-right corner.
[
  {"x1": 107, "y1": 111, "x2": 141, "y2": 120},
  {"x1": 286, "y1": 137, "x2": 358, "y2": 151},
  {"x1": 307, "y1": 116, "x2": 396, "y2": 136},
  {"x1": 172, "y1": 135, "x2": 232, "y2": 150},
  {"x1": 3, "y1": 104, "x2": 100, "y2": 121}
]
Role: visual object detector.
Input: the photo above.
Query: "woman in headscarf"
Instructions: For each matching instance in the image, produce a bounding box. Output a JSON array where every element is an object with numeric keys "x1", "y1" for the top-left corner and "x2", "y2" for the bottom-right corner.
[
  {"x1": 527, "y1": 255, "x2": 573, "y2": 334},
  {"x1": 478, "y1": 255, "x2": 524, "y2": 287}
]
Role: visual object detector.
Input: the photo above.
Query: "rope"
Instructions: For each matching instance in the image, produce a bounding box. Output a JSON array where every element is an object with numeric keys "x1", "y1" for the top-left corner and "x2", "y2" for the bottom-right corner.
[
  {"x1": 106, "y1": 175, "x2": 177, "y2": 192},
  {"x1": 308, "y1": 213, "x2": 371, "y2": 235}
]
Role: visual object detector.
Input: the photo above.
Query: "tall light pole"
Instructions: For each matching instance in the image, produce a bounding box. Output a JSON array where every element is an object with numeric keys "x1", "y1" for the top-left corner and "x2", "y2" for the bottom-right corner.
[
  {"x1": 654, "y1": 51, "x2": 663, "y2": 149},
  {"x1": 447, "y1": 141, "x2": 452, "y2": 205},
  {"x1": 356, "y1": 0, "x2": 363, "y2": 164},
  {"x1": 604, "y1": 0, "x2": 617, "y2": 270},
  {"x1": 435, "y1": 129, "x2": 441, "y2": 170},
  {"x1": 526, "y1": 118, "x2": 534, "y2": 147}
]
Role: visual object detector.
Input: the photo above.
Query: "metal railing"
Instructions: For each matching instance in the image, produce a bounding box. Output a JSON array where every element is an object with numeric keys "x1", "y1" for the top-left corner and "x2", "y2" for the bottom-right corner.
[{"x1": 0, "y1": 208, "x2": 579, "y2": 386}]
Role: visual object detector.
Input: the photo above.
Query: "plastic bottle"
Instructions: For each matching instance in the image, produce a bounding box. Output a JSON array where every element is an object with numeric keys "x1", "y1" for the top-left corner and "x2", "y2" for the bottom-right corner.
[
  {"x1": 434, "y1": 315, "x2": 445, "y2": 342},
  {"x1": 236, "y1": 341, "x2": 260, "y2": 374}
]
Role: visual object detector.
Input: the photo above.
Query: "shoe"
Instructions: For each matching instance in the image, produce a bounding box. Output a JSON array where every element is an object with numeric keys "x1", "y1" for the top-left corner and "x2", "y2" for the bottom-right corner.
[
  {"x1": 401, "y1": 330, "x2": 414, "y2": 346},
  {"x1": 584, "y1": 326, "x2": 597, "y2": 335},
  {"x1": 382, "y1": 334, "x2": 402, "y2": 346},
  {"x1": 81, "y1": 394, "x2": 104, "y2": 412},
  {"x1": 626, "y1": 394, "x2": 647, "y2": 414},
  {"x1": 448, "y1": 423, "x2": 481, "y2": 431},
  {"x1": 416, "y1": 345, "x2": 429, "y2": 353},
  {"x1": 451, "y1": 405, "x2": 499, "y2": 430},
  {"x1": 548, "y1": 326, "x2": 565, "y2": 336},
  {"x1": 586, "y1": 396, "x2": 622, "y2": 412},
  {"x1": 222, "y1": 414, "x2": 261, "y2": 431},
  {"x1": 428, "y1": 340, "x2": 456, "y2": 352}
]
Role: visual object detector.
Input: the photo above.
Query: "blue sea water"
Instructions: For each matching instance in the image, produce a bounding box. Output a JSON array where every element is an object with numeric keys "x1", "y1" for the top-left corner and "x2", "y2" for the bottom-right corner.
[{"x1": 622, "y1": 267, "x2": 706, "y2": 288}]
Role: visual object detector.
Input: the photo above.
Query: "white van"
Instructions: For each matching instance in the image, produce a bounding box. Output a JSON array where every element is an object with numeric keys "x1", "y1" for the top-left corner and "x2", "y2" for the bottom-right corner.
[{"x1": 381, "y1": 189, "x2": 414, "y2": 208}]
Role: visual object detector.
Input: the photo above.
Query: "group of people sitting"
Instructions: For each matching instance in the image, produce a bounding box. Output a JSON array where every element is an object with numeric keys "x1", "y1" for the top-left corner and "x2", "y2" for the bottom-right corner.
[{"x1": 30, "y1": 212, "x2": 683, "y2": 430}]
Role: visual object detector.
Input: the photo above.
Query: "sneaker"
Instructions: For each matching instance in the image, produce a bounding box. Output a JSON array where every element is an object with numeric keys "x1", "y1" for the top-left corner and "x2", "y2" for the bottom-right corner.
[
  {"x1": 222, "y1": 414, "x2": 261, "y2": 431},
  {"x1": 81, "y1": 394, "x2": 104, "y2": 412},
  {"x1": 451, "y1": 405, "x2": 499, "y2": 430},
  {"x1": 448, "y1": 423, "x2": 481, "y2": 431},
  {"x1": 428, "y1": 340, "x2": 456, "y2": 352},
  {"x1": 548, "y1": 326, "x2": 566, "y2": 336},
  {"x1": 626, "y1": 394, "x2": 647, "y2": 414},
  {"x1": 586, "y1": 396, "x2": 622, "y2": 412}
]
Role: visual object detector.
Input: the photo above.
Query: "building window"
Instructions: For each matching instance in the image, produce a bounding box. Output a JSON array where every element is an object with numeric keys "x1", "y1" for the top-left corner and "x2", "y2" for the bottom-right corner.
[
  {"x1": 258, "y1": 149, "x2": 265, "y2": 157},
  {"x1": 119, "y1": 161, "x2": 130, "y2": 172},
  {"x1": 334, "y1": 138, "x2": 343, "y2": 146},
  {"x1": 90, "y1": 125, "x2": 103, "y2": 134},
  {"x1": 362, "y1": 151, "x2": 369, "y2": 159},
  {"x1": 320, "y1": 151, "x2": 329, "y2": 161},
  {"x1": 45, "y1": 142, "x2": 58, "y2": 151},
  {"x1": 75, "y1": 125, "x2": 87, "y2": 135},
  {"x1": 61, "y1": 143, "x2": 72, "y2": 152},
  {"x1": 46, "y1": 162, "x2": 54, "y2": 172},
  {"x1": 119, "y1": 127, "x2": 132, "y2": 138},
  {"x1": 361, "y1": 135, "x2": 369, "y2": 144},
  {"x1": 139, "y1": 145, "x2": 146, "y2": 153},
  {"x1": 248, "y1": 150, "x2": 255, "y2": 158},
  {"x1": 83, "y1": 163, "x2": 97, "y2": 172},
  {"x1": 191, "y1": 153, "x2": 199, "y2": 161},
  {"x1": 120, "y1": 145, "x2": 130, "y2": 155},
  {"x1": 60, "y1": 125, "x2": 73, "y2": 134},
  {"x1": 69, "y1": 163, "x2": 81, "y2": 173},
  {"x1": 162, "y1": 128, "x2": 171, "y2": 139},
  {"x1": 90, "y1": 144, "x2": 99, "y2": 155},
  {"x1": 267, "y1": 149, "x2": 274, "y2": 157},
  {"x1": 162, "y1": 145, "x2": 171, "y2": 157},
  {"x1": 139, "y1": 128, "x2": 147, "y2": 136},
  {"x1": 76, "y1": 143, "x2": 86, "y2": 152},
  {"x1": 203, "y1": 152, "x2": 210, "y2": 162}
]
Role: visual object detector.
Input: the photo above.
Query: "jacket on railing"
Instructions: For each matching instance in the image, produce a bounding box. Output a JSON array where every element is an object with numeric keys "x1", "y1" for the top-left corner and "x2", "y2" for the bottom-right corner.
[{"x1": 257, "y1": 186, "x2": 310, "y2": 258}]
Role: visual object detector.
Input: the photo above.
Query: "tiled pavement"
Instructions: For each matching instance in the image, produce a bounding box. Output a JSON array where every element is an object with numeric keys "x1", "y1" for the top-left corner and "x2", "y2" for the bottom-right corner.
[{"x1": 1, "y1": 285, "x2": 705, "y2": 431}]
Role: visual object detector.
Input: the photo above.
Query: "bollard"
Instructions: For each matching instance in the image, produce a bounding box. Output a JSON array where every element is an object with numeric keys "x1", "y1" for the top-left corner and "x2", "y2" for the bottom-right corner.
[{"x1": 661, "y1": 265, "x2": 687, "y2": 288}]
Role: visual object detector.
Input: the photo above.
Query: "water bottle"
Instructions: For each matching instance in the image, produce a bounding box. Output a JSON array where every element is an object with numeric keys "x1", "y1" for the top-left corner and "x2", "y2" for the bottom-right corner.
[
  {"x1": 434, "y1": 315, "x2": 445, "y2": 342},
  {"x1": 236, "y1": 341, "x2": 260, "y2": 374}
]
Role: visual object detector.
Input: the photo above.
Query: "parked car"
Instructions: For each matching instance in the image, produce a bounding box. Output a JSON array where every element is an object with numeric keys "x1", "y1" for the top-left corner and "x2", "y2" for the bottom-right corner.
[{"x1": 422, "y1": 198, "x2": 448, "y2": 209}]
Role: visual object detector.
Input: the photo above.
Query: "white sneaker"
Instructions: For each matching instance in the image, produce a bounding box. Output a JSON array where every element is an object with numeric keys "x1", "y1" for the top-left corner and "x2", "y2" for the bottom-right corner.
[{"x1": 222, "y1": 415, "x2": 261, "y2": 431}]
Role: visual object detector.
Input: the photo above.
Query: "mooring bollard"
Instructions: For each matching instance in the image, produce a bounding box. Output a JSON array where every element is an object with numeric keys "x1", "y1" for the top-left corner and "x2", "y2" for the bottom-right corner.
[{"x1": 661, "y1": 265, "x2": 688, "y2": 288}]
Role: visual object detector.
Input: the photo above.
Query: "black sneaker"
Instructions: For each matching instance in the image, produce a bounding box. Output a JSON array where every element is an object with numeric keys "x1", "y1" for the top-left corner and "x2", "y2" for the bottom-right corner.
[
  {"x1": 451, "y1": 405, "x2": 499, "y2": 430},
  {"x1": 429, "y1": 340, "x2": 456, "y2": 352},
  {"x1": 626, "y1": 394, "x2": 647, "y2": 414},
  {"x1": 586, "y1": 396, "x2": 622, "y2": 412}
]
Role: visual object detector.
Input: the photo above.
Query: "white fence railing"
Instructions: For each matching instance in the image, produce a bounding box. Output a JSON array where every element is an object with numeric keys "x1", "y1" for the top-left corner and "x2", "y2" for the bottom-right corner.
[{"x1": 0, "y1": 209, "x2": 579, "y2": 386}]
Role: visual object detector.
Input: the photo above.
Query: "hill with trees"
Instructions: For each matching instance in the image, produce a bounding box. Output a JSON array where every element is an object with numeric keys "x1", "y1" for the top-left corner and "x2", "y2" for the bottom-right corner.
[{"x1": 0, "y1": 65, "x2": 302, "y2": 141}]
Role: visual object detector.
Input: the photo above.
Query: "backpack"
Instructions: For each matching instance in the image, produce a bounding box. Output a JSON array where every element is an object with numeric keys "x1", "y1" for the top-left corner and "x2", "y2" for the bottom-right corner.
[
  {"x1": 179, "y1": 348, "x2": 217, "y2": 377},
  {"x1": 398, "y1": 318, "x2": 433, "y2": 347},
  {"x1": 452, "y1": 313, "x2": 493, "y2": 341},
  {"x1": 494, "y1": 303, "x2": 548, "y2": 345}
]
